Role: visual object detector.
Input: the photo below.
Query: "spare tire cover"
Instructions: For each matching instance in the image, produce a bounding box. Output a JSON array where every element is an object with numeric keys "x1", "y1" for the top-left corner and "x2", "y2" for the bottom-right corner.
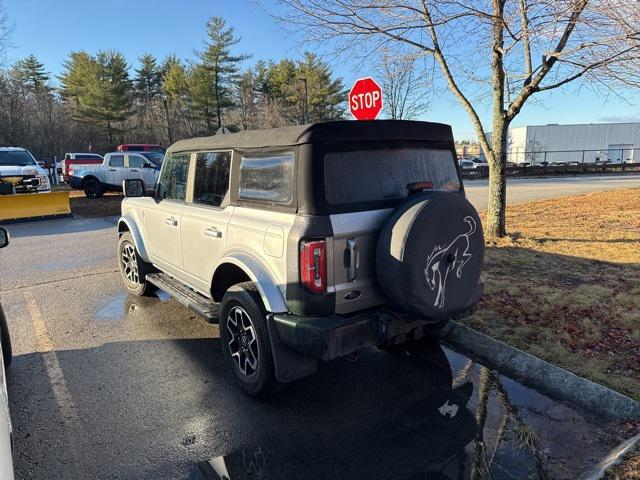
[{"x1": 376, "y1": 191, "x2": 484, "y2": 321}]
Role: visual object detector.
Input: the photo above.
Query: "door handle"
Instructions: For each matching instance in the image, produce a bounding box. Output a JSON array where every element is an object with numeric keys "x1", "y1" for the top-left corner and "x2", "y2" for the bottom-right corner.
[
  {"x1": 203, "y1": 227, "x2": 222, "y2": 238},
  {"x1": 164, "y1": 217, "x2": 178, "y2": 227},
  {"x1": 108, "y1": 168, "x2": 116, "y2": 171},
  {"x1": 129, "y1": 169, "x2": 139, "y2": 172},
  {"x1": 346, "y1": 238, "x2": 359, "y2": 282}
]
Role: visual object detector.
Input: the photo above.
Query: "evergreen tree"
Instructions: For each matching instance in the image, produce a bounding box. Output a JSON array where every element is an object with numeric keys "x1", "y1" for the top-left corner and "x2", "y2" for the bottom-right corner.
[
  {"x1": 197, "y1": 16, "x2": 249, "y2": 132},
  {"x1": 134, "y1": 53, "x2": 162, "y2": 100},
  {"x1": 295, "y1": 52, "x2": 344, "y2": 122},
  {"x1": 161, "y1": 55, "x2": 188, "y2": 105},
  {"x1": 61, "y1": 50, "x2": 133, "y2": 146},
  {"x1": 59, "y1": 51, "x2": 98, "y2": 112},
  {"x1": 14, "y1": 54, "x2": 51, "y2": 92}
]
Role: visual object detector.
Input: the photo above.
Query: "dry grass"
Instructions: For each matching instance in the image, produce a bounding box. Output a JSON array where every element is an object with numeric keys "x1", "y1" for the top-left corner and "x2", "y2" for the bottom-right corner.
[
  {"x1": 69, "y1": 192, "x2": 123, "y2": 218},
  {"x1": 605, "y1": 446, "x2": 640, "y2": 480},
  {"x1": 464, "y1": 188, "x2": 640, "y2": 400}
]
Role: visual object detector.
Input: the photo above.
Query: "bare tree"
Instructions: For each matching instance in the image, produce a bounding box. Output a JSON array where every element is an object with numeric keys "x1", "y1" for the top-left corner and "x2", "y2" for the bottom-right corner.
[
  {"x1": 376, "y1": 52, "x2": 428, "y2": 119},
  {"x1": 277, "y1": 0, "x2": 640, "y2": 238},
  {"x1": 0, "y1": 1, "x2": 13, "y2": 66}
]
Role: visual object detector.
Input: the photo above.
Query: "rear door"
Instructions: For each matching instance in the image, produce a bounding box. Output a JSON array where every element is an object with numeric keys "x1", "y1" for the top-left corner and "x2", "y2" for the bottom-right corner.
[
  {"x1": 323, "y1": 147, "x2": 461, "y2": 315},
  {"x1": 180, "y1": 151, "x2": 234, "y2": 293},
  {"x1": 106, "y1": 154, "x2": 127, "y2": 187},
  {"x1": 144, "y1": 152, "x2": 191, "y2": 274},
  {"x1": 125, "y1": 154, "x2": 144, "y2": 182}
]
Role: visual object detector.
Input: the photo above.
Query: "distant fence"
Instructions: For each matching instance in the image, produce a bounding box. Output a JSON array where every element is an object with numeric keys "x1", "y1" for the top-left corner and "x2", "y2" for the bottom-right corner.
[
  {"x1": 505, "y1": 147, "x2": 637, "y2": 165},
  {"x1": 461, "y1": 147, "x2": 640, "y2": 179}
]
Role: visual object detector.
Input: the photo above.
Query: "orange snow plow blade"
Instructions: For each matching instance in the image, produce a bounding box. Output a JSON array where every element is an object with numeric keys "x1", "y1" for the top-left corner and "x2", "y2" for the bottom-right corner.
[{"x1": 0, "y1": 191, "x2": 72, "y2": 223}]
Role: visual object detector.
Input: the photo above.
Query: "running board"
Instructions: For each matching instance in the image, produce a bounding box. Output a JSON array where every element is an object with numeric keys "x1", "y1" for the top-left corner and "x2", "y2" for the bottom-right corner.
[{"x1": 146, "y1": 273, "x2": 219, "y2": 323}]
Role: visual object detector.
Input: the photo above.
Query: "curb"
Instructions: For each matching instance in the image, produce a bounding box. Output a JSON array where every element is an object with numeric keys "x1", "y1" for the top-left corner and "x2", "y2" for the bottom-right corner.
[
  {"x1": 437, "y1": 320, "x2": 640, "y2": 420},
  {"x1": 579, "y1": 433, "x2": 639, "y2": 480}
]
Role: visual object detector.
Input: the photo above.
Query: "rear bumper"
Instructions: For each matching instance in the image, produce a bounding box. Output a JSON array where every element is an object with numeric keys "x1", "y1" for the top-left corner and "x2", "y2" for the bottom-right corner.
[{"x1": 272, "y1": 281, "x2": 483, "y2": 361}]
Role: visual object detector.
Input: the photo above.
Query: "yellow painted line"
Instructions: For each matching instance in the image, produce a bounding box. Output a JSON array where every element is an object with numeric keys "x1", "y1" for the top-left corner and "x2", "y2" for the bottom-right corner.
[
  {"x1": 23, "y1": 290, "x2": 54, "y2": 353},
  {"x1": 23, "y1": 291, "x2": 79, "y2": 423}
]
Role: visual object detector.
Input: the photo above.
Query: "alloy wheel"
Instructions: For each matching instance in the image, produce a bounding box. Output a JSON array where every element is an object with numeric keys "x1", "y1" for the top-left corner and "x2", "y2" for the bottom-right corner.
[
  {"x1": 121, "y1": 243, "x2": 140, "y2": 285},
  {"x1": 226, "y1": 306, "x2": 259, "y2": 377}
]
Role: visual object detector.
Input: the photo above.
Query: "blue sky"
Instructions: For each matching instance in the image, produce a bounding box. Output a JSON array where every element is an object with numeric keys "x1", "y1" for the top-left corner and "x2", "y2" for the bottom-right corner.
[{"x1": 4, "y1": 0, "x2": 640, "y2": 139}]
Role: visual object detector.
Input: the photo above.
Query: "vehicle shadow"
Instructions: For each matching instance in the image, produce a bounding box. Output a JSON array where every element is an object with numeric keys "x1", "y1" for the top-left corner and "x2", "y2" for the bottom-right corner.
[{"x1": 8, "y1": 320, "x2": 624, "y2": 480}]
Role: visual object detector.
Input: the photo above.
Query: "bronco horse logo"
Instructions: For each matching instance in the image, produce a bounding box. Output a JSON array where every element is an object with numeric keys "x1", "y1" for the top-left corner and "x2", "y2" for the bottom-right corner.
[{"x1": 424, "y1": 216, "x2": 477, "y2": 309}]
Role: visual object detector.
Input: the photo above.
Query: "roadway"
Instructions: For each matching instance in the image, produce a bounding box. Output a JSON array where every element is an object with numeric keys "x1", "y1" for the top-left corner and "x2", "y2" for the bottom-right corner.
[{"x1": 464, "y1": 174, "x2": 640, "y2": 210}]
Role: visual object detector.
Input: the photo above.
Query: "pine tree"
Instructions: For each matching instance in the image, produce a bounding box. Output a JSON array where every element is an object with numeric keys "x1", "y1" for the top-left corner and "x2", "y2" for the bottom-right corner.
[
  {"x1": 134, "y1": 53, "x2": 162, "y2": 101},
  {"x1": 197, "y1": 16, "x2": 249, "y2": 132},
  {"x1": 62, "y1": 50, "x2": 133, "y2": 146},
  {"x1": 296, "y1": 52, "x2": 344, "y2": 122},
  {"x1": 14, "y1": 54, "x2": 51, "y2": 92}
]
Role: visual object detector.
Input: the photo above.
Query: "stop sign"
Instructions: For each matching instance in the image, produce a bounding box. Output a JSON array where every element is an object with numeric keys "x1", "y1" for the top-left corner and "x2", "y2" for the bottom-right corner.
[{"x1": 349, "y1": 77, "x2": 383, "y2": 120}]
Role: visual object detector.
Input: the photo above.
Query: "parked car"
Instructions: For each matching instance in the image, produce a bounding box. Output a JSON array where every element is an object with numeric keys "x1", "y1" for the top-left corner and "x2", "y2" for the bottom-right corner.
[
  {"x1": 0, "y1": 148, "x2": 51, "y2": 194},
  {"x1": 69, "y1": 152, "x2": 161, "y2": 199},
  {"x1": 61, "y1": 153, "x2": 104, "y2": 182},
  {"x1": 116, "y1": 144, "x2": 165, "y2": 153},
  {"x1": 458, "y1": 159, "x2": 476, "y2": 170},
  {"x1": 117, "y1": 120, "x2": 484, "y2": 397},
  {"x1": 0, "y1": 227, "x2": 15, "y2": 480}
]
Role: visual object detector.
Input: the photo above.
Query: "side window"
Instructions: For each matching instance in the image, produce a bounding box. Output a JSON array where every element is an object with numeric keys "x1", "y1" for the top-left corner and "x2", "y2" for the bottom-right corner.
[
  {"x1": 128, "y1": 155, "x2": 145, "y2": 168},
  {"x1": 239, "y1": 153, "x2": 294, "y2": 204},
  {"x1": 193, "y1": 151, "x2": 231, "y2": 207},
  {"x1": 109, "y1": 155, "x2": 125, "y2": 167},
  {"x1": 157, "y1": 153, "x2": 190, "y2": 201}
]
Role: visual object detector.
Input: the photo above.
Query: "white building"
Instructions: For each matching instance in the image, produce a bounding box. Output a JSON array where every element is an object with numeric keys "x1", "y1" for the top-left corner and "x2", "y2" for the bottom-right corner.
[{"x1": 506, "y1": 122, "x2": 640, "y2": 165}]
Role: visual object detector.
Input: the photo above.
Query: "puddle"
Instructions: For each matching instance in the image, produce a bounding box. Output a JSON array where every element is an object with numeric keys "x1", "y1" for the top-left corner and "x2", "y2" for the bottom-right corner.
[
  {"x1": 94, "y1": 291, "x2": 171, "y2": 321},
  {"x1": 195, "y1": 341, "x2": 633, "y2": 480},
  {"x1": 95, "y1": 293, "x2": 129, "y2": 321}
]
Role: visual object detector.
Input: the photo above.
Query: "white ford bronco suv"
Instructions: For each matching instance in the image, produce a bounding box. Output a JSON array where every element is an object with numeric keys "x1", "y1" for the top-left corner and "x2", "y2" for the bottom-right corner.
[{"x1": 117, "y1": 120, "x2": 484, "y2": 396}]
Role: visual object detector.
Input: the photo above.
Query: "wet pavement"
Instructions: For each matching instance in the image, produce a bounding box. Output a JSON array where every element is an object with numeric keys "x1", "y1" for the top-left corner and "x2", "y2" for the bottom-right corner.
[{"x1": 0, "y1": 216, "x2": 636, "y2": 479}]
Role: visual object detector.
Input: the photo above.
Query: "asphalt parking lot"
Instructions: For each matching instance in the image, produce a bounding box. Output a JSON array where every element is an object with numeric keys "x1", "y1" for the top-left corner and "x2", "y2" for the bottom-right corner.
[{"x1": 0, "y1": 215, "x2": 634, "y2": 479}]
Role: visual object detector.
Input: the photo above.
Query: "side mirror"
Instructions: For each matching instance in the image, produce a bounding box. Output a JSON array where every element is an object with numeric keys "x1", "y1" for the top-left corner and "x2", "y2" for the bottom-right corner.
[
  {"x1": 123, "y1": 178, "x2": 145, "y2": 197},
  {"x1": 0, "y1": 227, "x2": 9, "y2": 249}
]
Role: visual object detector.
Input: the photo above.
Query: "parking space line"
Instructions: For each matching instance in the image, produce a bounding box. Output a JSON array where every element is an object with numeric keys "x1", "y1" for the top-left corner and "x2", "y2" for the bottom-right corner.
[{"x1": 23, "y1": 290, "x2": 79, "y2": 423}]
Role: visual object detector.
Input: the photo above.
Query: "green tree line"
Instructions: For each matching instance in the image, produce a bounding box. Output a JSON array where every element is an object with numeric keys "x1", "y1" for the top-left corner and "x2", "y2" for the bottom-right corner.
[{"x1": 0, "y1": 16, "x2": 345, "y2": 159}]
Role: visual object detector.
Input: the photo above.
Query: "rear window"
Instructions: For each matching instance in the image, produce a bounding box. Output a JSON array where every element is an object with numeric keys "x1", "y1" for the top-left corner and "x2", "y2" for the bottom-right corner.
[
  {"x1": 324, "y1": 148, "x2": 460, "y2": 205},
  {"x1": 239, "y1": 153, "x2": 294, "y2": 204}
]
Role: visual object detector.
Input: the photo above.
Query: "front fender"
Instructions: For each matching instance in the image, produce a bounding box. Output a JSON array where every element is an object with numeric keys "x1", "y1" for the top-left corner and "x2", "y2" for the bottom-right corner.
[
  {"x1": 215, "y1": 252, "x2": 288, "y2": 314},
  {"x1": 118, "y1": 215, "x2": 150, "y2": 263}
]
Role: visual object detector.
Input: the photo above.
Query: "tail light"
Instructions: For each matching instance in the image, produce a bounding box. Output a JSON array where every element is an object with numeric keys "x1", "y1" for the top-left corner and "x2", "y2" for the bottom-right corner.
[{"x1": 300, "y1": 239, "x2": 327, "y2": 294}]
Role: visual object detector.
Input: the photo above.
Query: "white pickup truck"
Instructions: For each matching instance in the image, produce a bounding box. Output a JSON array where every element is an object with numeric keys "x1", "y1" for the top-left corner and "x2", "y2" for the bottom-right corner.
[{"x1": 68, "y1": 151, "x2": 163, "y2": 198}]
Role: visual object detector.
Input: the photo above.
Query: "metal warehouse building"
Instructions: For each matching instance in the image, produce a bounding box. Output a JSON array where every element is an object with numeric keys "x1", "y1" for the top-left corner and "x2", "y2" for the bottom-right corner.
[{"x1": 506, "y1": 122, "x2": 640, "y2": 165}]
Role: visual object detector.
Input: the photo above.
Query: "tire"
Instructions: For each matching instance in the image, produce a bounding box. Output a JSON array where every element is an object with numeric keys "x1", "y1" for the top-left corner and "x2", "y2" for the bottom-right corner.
[
  {"x1": 220, "y1": 282, "x2": 277, "y2": 397},
  {"x1": 83, "y1": 178, "x2": 104, "y2": 199},
  {"x1": 376, "y1": 191, "x2": 484, "y2": 321},
  {"x1": 117, "y1": 232, "x2": 157, "y2": 296},
  {"x1": 0, "y1": 304, "x2": 12, "y2": 368}
]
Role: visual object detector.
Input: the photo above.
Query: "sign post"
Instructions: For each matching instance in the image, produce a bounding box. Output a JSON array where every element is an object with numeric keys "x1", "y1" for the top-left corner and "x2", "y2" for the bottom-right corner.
[{"x1": 349, "y1": 77, "x2": 383, "y2": 120}]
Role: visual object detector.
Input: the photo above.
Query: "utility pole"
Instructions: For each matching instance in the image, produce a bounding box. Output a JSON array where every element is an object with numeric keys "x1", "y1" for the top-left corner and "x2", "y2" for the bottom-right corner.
[{"x1": 300, "y1": 77, "x2": 309, "y2": 124}]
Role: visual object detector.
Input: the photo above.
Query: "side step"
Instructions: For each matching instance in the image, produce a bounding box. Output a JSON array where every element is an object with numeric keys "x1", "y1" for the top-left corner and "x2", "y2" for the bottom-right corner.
[{"x1": 146, "y1": 273, "x2": 219, "y2": 323}]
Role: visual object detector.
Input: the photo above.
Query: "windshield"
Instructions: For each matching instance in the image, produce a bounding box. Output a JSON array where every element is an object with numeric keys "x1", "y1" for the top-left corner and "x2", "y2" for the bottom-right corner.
[
  {"x1": 141, "y1": 151, "x2": 165, "y2": 167},
  {"x1": 0, "y1": 150, "x2": 37, "y2": 167},
  {"x1": 324, "y1": 148, "x2": 460, "y2": 205}
]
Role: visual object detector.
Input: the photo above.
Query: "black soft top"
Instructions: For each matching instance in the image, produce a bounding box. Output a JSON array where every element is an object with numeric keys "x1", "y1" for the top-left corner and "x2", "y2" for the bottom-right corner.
[{"x1": 167, "y1": 120, "x2": 453, "y2": 153}]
